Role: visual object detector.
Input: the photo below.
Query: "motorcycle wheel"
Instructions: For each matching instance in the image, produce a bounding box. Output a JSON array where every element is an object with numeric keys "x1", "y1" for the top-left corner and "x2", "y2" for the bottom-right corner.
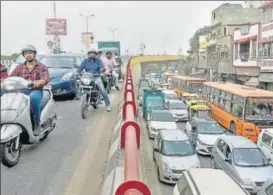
[
  {"x1": 0, "y1": 137, "x2": 22, "y2": 167},
  {"x1": 81, "y1": 94, "x2": 89, "y2": 119},
  {"x1": 106, "y1": 83, "x2": 111, "y2": 94},
  {"x1": 74, "y1": 82, "x2": 81, "y2": 100}
]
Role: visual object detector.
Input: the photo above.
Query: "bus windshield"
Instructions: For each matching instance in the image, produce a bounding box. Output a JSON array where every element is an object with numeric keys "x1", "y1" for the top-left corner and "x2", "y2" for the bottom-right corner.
[
  {"x1": 187, "y1": 83, "x2": 203, "y2": 93},
  {"x1": 245, "y1": 97, "x2": 273, "y2": 120}
]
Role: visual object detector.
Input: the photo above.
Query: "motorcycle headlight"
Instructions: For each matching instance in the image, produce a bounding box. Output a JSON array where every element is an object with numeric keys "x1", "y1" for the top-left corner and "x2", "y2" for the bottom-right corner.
[
  {"x1": 81, "y1": 78, "x2": 92, "y2": 85},
  {"x1": 61, "y1": 72, "x2": 73, "y2": 81}
]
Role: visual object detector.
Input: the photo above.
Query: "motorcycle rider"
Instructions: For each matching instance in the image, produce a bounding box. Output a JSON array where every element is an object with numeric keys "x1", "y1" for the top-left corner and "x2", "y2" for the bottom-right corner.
[
  {"x1": 114, "y1": 52, "x2": 123, "y2": 80},
  {"x1": 78, "y1": 49, "x2": 112, "y2": 111},
  {"x1": 101, "y1": 51, "x2": 119, "y2": 90},
  {"x1": 9, "y1": 45, "x2": 49, "y2": 135},
  {"x1": 96, "y1": 49, "x2": 103, "y2": 59}
]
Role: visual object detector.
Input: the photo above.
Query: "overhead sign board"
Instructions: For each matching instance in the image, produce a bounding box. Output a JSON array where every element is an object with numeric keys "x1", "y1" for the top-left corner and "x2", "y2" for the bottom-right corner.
[{"x1": 46, "y1": 18, "x2": 67, "y2": 35}]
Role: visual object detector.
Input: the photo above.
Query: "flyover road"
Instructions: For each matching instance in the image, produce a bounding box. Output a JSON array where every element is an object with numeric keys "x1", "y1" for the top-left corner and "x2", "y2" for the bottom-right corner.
[{"x1": 1, "y1": 90, "x2": 122, "y2": 195}]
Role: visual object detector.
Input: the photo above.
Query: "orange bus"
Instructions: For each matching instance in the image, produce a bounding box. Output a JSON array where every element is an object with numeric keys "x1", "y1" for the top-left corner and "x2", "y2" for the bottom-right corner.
[
  {"x1": 203, "y1": 82, "x2": 273, "y2": 142},
  {"x1": 170, "y1": 75, "x2": 205, "y2": 99}
]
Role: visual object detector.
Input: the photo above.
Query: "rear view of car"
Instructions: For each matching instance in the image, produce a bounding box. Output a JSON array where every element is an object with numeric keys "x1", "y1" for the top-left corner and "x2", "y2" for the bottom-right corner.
[{"x1": 166, "y1": 100, "x2": 189, "y2": 122}]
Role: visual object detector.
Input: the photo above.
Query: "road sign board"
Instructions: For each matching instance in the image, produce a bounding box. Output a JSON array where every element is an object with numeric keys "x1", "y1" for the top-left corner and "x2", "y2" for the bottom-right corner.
[{"x1": 47, "y1": 41, "x2": 54, "y2": 48}]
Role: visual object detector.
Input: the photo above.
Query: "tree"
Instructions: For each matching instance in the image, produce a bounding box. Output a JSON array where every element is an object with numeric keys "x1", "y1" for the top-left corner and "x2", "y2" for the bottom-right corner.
[
  {"x1": 188, "y1": 26, "x2": 211, "y2": 52},
  {"x1": 10, "y1": 53, "x2": 20, "y2": 60}
]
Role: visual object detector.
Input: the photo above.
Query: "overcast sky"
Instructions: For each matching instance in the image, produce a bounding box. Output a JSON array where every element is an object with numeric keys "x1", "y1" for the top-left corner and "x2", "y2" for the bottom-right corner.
[{"x1": 1, "y1": 1, "x2": 243, "y2": 55}]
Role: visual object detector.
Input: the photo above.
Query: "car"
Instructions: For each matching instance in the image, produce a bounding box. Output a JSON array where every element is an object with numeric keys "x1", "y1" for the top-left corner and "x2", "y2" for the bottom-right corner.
[
  {"x1": 211, "y1": 135, "x2": 273, "y2": 194},
  {"x1": 173, "y1": 168, "x2": 250, "y2": 195},
  {"x1": 258, "y1": 176, "x2": 273, "y2": 195},
  {"x1": 39, "y1": 54, "x2": 83, "y2": 98},
  {"x1": 166, "y1": 100, "x2": 189, "y2": 122},
  {"x1": 185, "y1": 117, "x2": 225, "y2": 155},
  {"x1": 147, "y1": 110, "x2": 178, "y2": 139},
  {"x1": 162, "y1": 90, "x2": 179, "y2": 106},
  {"x1": 153, "y1": 130, "x2": 200, "y2": 184},
  {"x1": 257, "y1": 128, "x2": 273, "y2": 165}
]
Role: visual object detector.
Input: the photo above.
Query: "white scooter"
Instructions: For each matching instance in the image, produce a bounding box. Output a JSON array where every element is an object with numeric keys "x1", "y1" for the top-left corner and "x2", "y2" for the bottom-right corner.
[{"x1": 0, "y1": 76, "x2": 57, "y2": 167}]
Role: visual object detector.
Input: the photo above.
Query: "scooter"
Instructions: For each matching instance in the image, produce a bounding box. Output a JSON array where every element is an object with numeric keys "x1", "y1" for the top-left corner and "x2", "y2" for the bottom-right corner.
[{"x1": 0, "y1": 76, "x2": 57, "y2": 167}]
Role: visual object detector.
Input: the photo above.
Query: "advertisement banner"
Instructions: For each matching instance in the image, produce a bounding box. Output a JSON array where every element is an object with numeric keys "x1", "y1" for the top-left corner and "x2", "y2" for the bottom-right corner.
[
  {"x1": 46, "y1": 18, "x2": 67, "y2": 35},
  {"x1": 199, "y1": 35, "x2": 207, "y2": 49},
  {"x1": 81, "y1": 32, "x2": 94, "y2": 44}
]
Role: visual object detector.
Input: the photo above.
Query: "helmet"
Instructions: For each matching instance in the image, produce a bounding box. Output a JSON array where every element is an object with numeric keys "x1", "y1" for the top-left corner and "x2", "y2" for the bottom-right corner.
[
  {"x1": 87, "y1": 49, "x2": 97, "y2": 55},
  {"x1": 21, "y1": 45, "x2": 37, "y2": 55}
]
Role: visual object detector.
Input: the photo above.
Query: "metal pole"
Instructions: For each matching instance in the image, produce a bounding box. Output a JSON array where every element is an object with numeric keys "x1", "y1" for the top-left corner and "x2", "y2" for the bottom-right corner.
[
  {"x1": 53, "y1": 1, "x2": 56, "y2": 18},
  {"x1": 86, "y1": 16, "x2": 89, "y2": 33}
]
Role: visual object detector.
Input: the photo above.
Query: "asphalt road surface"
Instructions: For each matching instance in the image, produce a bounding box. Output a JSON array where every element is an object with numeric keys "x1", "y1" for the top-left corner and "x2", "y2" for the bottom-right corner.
[
  {"x1": 139, "y1": 117, "x2": 212, "y2": 195},
  {"x1": 1, "y1": 91, "x2": 121, "y2": 195}
]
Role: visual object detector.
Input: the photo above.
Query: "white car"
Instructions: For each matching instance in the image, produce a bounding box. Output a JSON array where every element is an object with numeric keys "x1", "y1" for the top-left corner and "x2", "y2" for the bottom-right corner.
[
  {"x1": 185, "y1": 117, "x2": 225, "y2": 155},
  {"x1": 153, "y1": 130, "x2": 200, "y2": 184},
  {"x1": 257, "y1": 128, "x2": 273, "y2": 165},
  {"x1": 166, "y1": 100, "x2": 188, "y2": 122},
  {"x1": 147, "y1": 110, "x2": 177, "y2": 139},
  {"x1": 162, "y1": 90, "x2": 179, "y2": 105}
]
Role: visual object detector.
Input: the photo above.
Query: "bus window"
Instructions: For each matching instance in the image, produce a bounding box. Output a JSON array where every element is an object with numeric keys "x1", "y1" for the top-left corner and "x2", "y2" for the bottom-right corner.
[
  {"x1": 213, "y1": 89, "x2": 220, "y2": 105},
  {"x1": 231, "y1": 95, "x2": 243, "y2": 118},
  {"x1": 245, "y1": 97, "x2": 273, "y2": 120},
  {"x1": 210, "y1": 88, "x2": 215, "y2": 102},
  {"x1": 219, "y1": 91, "x2": 226, "y2": 109}
]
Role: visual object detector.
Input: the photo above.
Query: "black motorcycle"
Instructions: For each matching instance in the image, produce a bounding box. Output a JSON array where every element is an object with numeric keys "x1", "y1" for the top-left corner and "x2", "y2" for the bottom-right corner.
[{"x1": 77, "y1": 70, "x2": 104, "y2": 119}]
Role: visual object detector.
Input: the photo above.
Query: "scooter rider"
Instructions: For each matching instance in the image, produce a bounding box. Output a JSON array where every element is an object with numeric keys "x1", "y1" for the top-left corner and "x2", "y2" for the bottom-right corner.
[
  {"x1": 78, "y1": 49, "x2": 112, "y2": 111},
  {"x1": 101, "y1": 51, "x2": 119, "y2": 90},
  {"x1": 9, "y1": 45, "x2": 49, "y2": 135}
]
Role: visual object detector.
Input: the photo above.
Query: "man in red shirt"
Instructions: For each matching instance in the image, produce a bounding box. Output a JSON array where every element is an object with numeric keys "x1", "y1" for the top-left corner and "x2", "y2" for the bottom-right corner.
[
  {"x1": 0, "y1": 63, "x2": 8, "y2": 80},
  {"x1": 10, "y1": 45, "x2": 49, "y2": 135}
]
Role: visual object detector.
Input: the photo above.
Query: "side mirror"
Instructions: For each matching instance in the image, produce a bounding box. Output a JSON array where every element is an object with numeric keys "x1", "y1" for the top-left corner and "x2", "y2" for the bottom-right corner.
[
  {"x1": 0, "y1": 67, "x2": 7, "y2": 73},
  {"x1": 225, "y1": 157, "x2": 232, "y2": 164},
  {"x1": 153, "y1": 147, "x2": 159, "y2": 152}
]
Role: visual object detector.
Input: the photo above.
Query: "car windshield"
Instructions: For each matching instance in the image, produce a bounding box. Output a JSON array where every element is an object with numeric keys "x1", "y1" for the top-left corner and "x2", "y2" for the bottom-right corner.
[
  {"x1": 245, "y1": 97, "x2": 273, "y2": 121},
  {"x1": 151, "y1": 112, "x2": 174, "y2": 122},
  {"x1": 197, "y1": 110, "x2": 211, "y2": 117},
  {"x1": 233, "y1": 148, "x2": 269, "y2": 167},
  {"x1": 169, "y1": 102, "x2": 187, "y2": 109},
  {"x1": 146, "y1": 99, "x2": 163, "y2": 107},
  {"x1": 162, "y1": 140, "x2": 195, "y2": 156},
  {"x1": 165, "y1": 93, "x2": 178, "y2": 100},
  {"x1": 15, "y1": 54, "x2": 43, "y2": 64},
  {"x1": 40, "y1": 56, "x2": 76, "y2": 69},
  {"x1": 197, "y1": 122, "x2": 224, "y2": 134}
]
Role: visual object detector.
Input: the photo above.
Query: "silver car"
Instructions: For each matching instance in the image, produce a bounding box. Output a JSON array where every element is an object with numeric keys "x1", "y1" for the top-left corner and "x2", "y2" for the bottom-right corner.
[
  {"x1": 211, "y1": 135, "x2": 273, "y2": 194},
  {"x1": 153, "y1": 130, "x2": 201, "y2": 184},
  {"x1": 185, "y1": 117, "x2": 225, "y2": 155},
  {"x1": 258, "y1": 176, "x2": 273, "y2": 195},
  {"x1": 166, "y1": 100, "x2": 189, "y2": 122}
]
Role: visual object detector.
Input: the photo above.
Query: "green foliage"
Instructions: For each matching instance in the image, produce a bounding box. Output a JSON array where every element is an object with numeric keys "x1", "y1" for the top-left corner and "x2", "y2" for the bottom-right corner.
[
  {"x1": 189, "y1": 26, "x2": 211, "y2": 52},
  {"x1": 10, "y1": 53, "x2": 20, "y2": 60}
]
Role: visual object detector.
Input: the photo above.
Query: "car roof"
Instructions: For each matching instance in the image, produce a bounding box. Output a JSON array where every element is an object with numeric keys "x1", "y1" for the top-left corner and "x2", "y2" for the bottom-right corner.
[
  {"x1": 188, "y1": 168, "x2": 248, "y2": 195},
  {"x1": 162, "y1": 90, "x2": 176, "y2": 94},
  {"x1": 168, "y1": 99, "x2": 185, "y2": 104},
  {"x1": 192, "y1": 117, "x2": 217, "y2": 123},
  {"x1": 219, "y1": 135, "x2": 257, "y2": 149},
  {"x1": 160, "y1": 130, "x2": 188, "y2": 141}
]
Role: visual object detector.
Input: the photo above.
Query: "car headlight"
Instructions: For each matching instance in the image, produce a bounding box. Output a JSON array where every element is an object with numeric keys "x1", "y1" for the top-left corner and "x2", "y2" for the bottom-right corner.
[
  {"x1": 241, "y1": 179, "x2": 253, "y2": 187},
  {"x1": 197, "y1": 138, "x2": 206, "y2": 145},
  {"x1": 81, "y1": 78, "x2": 92, "y2": 85},
  {"x1": 61, "y1": 72, "x2": 73, "y2": 81},
  {"x1": 163, "y1": 163, "x2": 171, "y2": 172}
]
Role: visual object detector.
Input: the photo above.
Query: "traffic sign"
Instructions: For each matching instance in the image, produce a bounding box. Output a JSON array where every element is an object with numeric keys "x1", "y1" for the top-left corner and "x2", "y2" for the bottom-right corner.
[{"x1": 47, "y1": 41, "x2": 54, "y2": 48}]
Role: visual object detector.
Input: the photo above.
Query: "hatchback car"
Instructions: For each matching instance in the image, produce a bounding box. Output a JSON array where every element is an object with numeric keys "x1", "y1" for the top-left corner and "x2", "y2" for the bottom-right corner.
[
  {"x1": 147, "y1": 110, "x2": 178, "y2": 139},
  {"x1": 173, "y1": 168, "x2": 250, "y2": 195},
  {"x1": 185, "y1": 117, "x2": 225, "y2": 155},
  {"x1": 153, "y1": 130, "x2": 200, "y2": 184},
  {"x1": 211, "y1": 135, "x2": 273, "y2": 194},
  {"x1": 258, "y1": 176, "x2": 273, "y2": 195},
  {"x1": 257, "y1": 128, "x2": 273, "y2": 165},
  {"x1": 166, "y1": 100, "x2": 188, "y2": 122}
]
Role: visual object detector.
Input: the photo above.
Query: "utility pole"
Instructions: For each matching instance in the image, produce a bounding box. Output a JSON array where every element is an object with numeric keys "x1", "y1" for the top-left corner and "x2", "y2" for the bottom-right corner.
[
  {"x1": 52, "y1": 1, "x2": 60, "y2": 54},
  {"x1": 80, "y1": 14, "x2": 95, "y2": 50},
  {"x1": 109, "y1": 28, "x2": 118, "y2": 41},
  {"x1": 53, "y1": 1, "x2": 56, "y2": 18}
]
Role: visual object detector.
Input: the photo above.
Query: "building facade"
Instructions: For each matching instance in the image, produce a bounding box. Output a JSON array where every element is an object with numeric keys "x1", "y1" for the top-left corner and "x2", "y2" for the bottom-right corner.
[{"x1": 258, "y1": 1, "x2": 273, "y2": 91}]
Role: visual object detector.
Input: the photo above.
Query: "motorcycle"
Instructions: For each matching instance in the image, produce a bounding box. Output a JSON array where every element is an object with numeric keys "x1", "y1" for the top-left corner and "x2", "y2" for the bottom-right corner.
[
  {"x1": 78, "y1": 70, "x2": 104, "y2": 119},
  {"x1": 0, "y1": 76, "x2": 57, "y2": 167}
]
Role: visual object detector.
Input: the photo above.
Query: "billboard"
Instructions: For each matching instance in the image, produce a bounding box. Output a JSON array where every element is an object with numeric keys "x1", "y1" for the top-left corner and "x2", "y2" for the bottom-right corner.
[
  {"x1": 46, "y1": 18, "x2": 67, "y2": 35},
  {"x1": 81, "y1": 32, "x2": 94, "y2": 44}
]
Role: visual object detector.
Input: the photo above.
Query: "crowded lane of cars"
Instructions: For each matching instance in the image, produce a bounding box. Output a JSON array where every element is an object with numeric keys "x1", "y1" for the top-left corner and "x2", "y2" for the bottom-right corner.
[{"x1": 137, "y1": 71, "x2": 273, "y2": 195}]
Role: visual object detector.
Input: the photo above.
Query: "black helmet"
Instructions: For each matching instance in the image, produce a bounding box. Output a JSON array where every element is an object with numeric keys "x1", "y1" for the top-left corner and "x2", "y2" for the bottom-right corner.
[
  {"x1": 21, "y1": 45, "x2": 37, "y2": 55},
  {"x1": 87, "y1": 49, "x2": 97, "y2": 55},
  {"x1": 106, "y1": 51, "x2": 112, "y2": 55}
]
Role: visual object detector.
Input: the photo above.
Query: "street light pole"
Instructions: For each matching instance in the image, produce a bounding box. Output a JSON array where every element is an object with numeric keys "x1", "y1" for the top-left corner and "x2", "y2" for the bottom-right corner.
[
  {"x1": 80, "y1": 14, "x2": 95, "y2": 50},
  {"x1": 109, "y1": 28, "x2": 118, "y2": 41},
  {"x1": 53, "y1": 1, "x2": 56, "y2": 18}
]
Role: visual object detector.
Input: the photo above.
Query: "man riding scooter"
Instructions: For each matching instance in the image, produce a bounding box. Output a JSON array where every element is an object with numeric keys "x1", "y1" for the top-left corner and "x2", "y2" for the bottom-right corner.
[
  {"x1": 9, "y1": 45, "x2": 49, "y2": 135},
  {"x1": 78, "y1": 49, "x2": 112, "y2": 111},
  {"x1": 101, "y1": 51, "x2": 119, "y2": 91},
  {"x1": 114, "y1": 52, "x2": 123, "y2": 80}
]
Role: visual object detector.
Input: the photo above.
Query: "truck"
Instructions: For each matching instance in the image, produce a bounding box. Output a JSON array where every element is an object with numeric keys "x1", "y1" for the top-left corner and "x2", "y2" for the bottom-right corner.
[
  {"x1": 97, "y1": 41, "x2": 120, "y2": 56},
  {"x1": 142, "y1": 89, "x2": 165, "y2": 119}
]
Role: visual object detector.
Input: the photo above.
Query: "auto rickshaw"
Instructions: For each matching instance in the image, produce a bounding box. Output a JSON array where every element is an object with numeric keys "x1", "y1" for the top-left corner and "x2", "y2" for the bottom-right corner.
[
  {"x1": 188, "y1": 99, "x2": 207, "y2": 107},
  {"x1": 181, "y1": 92, "x2": 199, "y2": 104},
  {"x1": 188, "y1": 104, "x2": 211, "y2": 119}
]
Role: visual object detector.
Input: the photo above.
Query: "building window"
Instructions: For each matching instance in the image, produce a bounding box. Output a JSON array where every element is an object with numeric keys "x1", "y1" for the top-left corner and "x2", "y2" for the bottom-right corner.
[
  {"x1": 213, "y1": 12, "x2": 216, "y2": 19},
  {"x1": 252, "y1": 39, "x2": 257, "y2": 59},
  {"x1": 223, "y1": 27, "x2": 227, "y2": 36},
  {"x1": 239, "y1": 42, "x2": 250, "y2": 61}
]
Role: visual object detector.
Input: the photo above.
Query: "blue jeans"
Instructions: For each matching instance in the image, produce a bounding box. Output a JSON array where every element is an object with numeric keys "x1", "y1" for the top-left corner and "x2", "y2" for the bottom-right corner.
[
  {"x1": 24, "y1": 89, "x2": 43, "y2": 123},
  {"x1": 94, "y1": 77, "x2": 111, "y2": 106}
]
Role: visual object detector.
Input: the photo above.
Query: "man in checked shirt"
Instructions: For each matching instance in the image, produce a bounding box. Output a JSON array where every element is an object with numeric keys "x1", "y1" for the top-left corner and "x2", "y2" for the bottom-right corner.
[{"x1": 10, "y1": 45, "x2": 49, "y2": 135}]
